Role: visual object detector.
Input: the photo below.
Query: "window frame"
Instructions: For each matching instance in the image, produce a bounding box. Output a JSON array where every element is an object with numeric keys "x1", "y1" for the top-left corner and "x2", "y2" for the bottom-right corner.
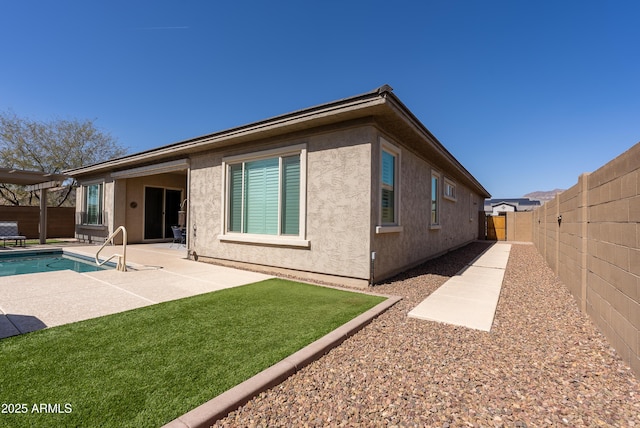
[
  {"x1": 430, "y1": 171, "x2": 441, "y2": 229},
  {"x1": 444, "y1": 178, "x2": 457, "y2": 202},
  {"x1": 82, "y1": 181, "x2": 104, "y2": 226},
  {"x1": 376, "y1": 137, "x2": 403, "y2": 234},
  {"x1": 219, "y1": 144, "x2": 309, "y2": 248}
]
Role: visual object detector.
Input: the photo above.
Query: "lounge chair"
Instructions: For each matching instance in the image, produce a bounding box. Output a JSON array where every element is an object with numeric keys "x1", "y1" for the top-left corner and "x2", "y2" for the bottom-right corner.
[{"x1": 0, "y1": 221, "x2": 27, "y2": 247}]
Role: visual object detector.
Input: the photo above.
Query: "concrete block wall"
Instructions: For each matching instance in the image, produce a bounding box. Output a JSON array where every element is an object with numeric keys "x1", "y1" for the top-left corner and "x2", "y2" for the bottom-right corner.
[
  {"x1": 526, "y1": 142, "x2": 640, "y2": 376},
  {"x1": 506, "y1": 210, "x2": 533, "y2": 242}
]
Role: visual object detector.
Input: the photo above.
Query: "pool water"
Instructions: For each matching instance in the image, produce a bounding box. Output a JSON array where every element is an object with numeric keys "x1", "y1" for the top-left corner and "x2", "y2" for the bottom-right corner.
[{"x1": 0, "y1": 252, "x2": 108, "y2": 277}]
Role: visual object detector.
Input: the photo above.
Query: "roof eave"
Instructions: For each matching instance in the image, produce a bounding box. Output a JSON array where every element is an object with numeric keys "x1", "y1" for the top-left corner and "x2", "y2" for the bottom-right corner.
[
  {"x1": 65, "y1": 85, "x2": 490, "y2": 199},
  {"x1": 65, "y1": 87, "x2": 389, "y2": 177},
  {"x1": 380, "y1": 92, "x2": 491, "y2": 198}
]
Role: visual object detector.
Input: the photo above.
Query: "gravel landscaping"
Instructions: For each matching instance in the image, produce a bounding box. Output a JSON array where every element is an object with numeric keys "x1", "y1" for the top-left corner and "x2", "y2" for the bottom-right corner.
[{"x1": 213, "y1": 242, "x2": 640, "y2": 427}]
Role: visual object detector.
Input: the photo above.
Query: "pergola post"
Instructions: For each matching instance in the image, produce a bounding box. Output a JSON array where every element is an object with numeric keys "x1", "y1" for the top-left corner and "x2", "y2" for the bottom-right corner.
[
  {"x1": 39, "y1": 188, "x2": 48, "y2": 244},
  {"x1": 1, "y1": 169, "x2": 70, "y2": 245}
]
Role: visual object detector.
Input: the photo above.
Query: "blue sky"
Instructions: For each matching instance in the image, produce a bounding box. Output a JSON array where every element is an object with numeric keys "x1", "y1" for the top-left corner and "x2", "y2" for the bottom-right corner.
[{"x1": 2, "y1": 1, "x2": 639, "y2": 198}]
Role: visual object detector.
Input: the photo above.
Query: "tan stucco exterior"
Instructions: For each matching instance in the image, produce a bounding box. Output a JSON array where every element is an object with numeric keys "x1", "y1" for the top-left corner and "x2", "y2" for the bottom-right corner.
[
  {"x1": 189, "y1": 125, "x2": 374, "y2": 282},
  {"x1": 371, "y1": 134, "x2": 483, "y2": 280},
  {"x1": 67, "y1": 85, "x2": 490, "y2": 287}
]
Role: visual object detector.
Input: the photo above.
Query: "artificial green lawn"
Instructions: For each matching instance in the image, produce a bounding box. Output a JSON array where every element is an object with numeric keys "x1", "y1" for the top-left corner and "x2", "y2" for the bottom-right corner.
[{"x1": 0, "y1": 278, "x2": 385, "y2": 427}]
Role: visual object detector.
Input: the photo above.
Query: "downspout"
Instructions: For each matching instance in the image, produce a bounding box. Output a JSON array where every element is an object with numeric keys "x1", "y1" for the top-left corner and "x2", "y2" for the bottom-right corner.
[
  {"x1": 369, "y1": 251, "x2": 376, "y2": 286},
  {"x1": 184, "y1": 165, "x2": 195, "y2": 260}
]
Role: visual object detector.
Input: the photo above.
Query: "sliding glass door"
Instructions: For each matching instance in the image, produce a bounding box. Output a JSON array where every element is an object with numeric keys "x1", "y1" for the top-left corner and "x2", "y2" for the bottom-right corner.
[{"x1": 144, "y1": 187, "x2": 182, "y2": 240}]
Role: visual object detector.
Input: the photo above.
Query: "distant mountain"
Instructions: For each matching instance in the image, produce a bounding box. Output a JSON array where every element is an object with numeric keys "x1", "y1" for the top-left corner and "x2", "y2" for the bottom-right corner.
[{"x1": 523, "y1": 189, "x2": 565, "y2": 202}]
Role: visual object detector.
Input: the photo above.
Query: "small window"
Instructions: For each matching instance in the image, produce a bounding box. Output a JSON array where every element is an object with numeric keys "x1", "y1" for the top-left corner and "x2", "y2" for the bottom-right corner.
[
  {"x1": 377, "y1": 138, "x2": 402, "y2": 233},
  {"x1": 431, "y1": 172, "x2": 440, "y2": 227},
  {"x1": 381, "y1": 150, "x2": 396, "y2": 224},
  {"x1": 444, "y1": 178, "x2": 456, "y2": 201}
]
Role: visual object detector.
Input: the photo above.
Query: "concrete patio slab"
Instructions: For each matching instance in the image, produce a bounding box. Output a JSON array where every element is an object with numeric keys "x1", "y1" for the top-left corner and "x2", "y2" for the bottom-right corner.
[
  {"x1": 0, "y1": 243, "x2": 273, "y2": 339},
  {"x1": 408, "y1": 243, "x2": 511, "y2": 331},
  {"x1": 0, "y1": 270, "x2": 103, "y2": 301}
]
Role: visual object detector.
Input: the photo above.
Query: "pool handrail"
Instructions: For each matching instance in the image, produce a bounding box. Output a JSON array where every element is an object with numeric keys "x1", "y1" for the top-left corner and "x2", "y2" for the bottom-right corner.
[{"x1": 96, "y1": 226, "x2": 127, "y2": 272}]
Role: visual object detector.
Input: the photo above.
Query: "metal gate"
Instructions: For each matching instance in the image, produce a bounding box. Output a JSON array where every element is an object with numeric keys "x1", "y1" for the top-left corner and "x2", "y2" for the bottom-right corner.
[{"x1": 487, "y1": 215, "x2": 506, "y2": 241}]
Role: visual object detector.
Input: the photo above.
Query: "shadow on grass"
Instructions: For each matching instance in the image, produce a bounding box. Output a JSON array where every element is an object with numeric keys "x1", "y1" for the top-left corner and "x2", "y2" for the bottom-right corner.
[{"x1": 1, "y1": 314, "x2": 48, "y2": 337}]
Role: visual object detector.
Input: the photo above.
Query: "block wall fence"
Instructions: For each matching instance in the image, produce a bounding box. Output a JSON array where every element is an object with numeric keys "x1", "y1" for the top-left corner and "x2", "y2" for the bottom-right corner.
[{"x1": 509, "y1": 142, "x2": 640, "y2": 376}]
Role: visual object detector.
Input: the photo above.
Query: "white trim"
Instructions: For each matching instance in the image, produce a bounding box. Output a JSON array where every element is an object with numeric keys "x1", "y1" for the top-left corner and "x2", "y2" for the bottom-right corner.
[
  {"x1": 111, "y1": 159, "x2": 190, "y2": 179},
  {"x1": 375, "y1": 225, "x2": 404, "y2": 234},
  {"x1": 444, "y1": 177, "x2": 457, "y2": 202},
  {"x1": 298, "y1": 148, "x2": 308, "y2": 240},
  {"x1": 222, "y1": 144, "x2": 306, "y2": 164},
  {"x1": 219, "y1": 233, "x2": 310, "y2": 248}
]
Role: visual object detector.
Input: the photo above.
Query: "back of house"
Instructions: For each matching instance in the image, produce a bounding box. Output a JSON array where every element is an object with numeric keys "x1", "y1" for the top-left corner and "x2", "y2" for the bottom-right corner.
[{"x1": 65, "y1": 85, "x2": 490, "y2": 287}]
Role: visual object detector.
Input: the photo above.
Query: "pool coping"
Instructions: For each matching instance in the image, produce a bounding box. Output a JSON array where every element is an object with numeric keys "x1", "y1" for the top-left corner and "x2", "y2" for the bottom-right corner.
[
  {"x1": 0, "y1": 247, "x2": 64, "y2": 258},
  {"x1": 0, "y1": 247, "x2": 118, "y2": 270}
]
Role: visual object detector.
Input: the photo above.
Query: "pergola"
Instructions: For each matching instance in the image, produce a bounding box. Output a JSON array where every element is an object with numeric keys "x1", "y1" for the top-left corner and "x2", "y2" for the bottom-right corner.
[{"x1": 0, "y1": 168, "x2": 71, "y2": 244}]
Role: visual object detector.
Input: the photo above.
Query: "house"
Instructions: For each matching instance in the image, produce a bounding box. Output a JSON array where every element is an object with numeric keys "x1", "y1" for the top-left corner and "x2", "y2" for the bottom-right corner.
[
  {"x1": 484, "y1": 198, "x2": 541, "y2": 216},
  {"x1": 65, "y1": 85, "x2": 490, "y2": 287}
]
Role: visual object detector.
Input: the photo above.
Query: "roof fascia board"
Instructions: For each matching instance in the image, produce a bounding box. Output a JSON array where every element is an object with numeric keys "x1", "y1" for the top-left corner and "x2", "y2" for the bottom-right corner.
[
  {"x1": 382, "y1": 93, "x2": 491, "y2": 198},
  {"x1": 110, "y1": 158, "x2": 190, "y2": 179},
  {"x1": 65, "y1": 90, "x2": 387, "y2": 177}
]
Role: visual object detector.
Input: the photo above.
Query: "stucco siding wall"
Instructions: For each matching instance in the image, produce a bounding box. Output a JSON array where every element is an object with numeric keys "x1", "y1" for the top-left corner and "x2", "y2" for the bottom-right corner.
[
  {"x1": 372, "y1": 136, "x2": 482, "y2": 280},
  {"x1": 189, "y1": 126, "x2": 373, "y2": 280}
]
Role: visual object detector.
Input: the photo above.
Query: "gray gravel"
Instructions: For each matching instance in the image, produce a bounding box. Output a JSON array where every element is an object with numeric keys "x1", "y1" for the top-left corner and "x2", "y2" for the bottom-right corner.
[{"x1": 213, "y1": 243, "x2": 640, "y2": 427}]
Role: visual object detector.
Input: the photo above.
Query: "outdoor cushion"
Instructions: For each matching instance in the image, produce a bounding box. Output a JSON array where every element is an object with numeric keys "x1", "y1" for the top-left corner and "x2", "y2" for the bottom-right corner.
[{"x1": 0, "y1": 221, "x2": 27, "y2": 246}]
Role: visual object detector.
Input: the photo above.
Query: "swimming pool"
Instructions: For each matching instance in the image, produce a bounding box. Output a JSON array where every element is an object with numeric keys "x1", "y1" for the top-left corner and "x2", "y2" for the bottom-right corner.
[{"x1": 0, "y1": 251, "x2": 110, "y2": 277}]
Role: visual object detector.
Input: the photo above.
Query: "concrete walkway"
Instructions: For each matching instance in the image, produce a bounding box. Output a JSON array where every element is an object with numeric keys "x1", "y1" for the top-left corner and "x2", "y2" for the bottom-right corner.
[
  {"x1": 0, "y1": 244, "x2": 273, "y2": 338},
  {"x1": 408, "y1": 242, "x2": 511, "y2": 331}
]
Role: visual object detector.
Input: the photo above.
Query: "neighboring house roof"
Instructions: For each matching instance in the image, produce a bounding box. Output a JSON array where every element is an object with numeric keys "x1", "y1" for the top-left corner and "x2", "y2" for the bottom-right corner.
[
  {"x1": 65, "y1": 85, "x2": 490, "y2": 199},
  {"x1": 492, "y1": 202, "x2": 517, "y2": 209},
  {"x1": 484, "y1": 198, "x2": 541, "y2": 212}
]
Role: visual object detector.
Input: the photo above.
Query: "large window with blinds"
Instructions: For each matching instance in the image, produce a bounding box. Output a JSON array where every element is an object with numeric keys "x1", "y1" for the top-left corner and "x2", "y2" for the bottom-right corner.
[{"x1": 222, "y1": 145, "x2": 307, "y2": 246}]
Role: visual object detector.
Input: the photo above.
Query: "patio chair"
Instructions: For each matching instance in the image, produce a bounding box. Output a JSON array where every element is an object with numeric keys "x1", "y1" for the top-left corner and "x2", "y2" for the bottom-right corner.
[
  {"x1": 170, "y1": 226, "x2": 185, "y2": 248},
  {"x1": 0, "y1": 221, "x2": 27, "y2": 247}
]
